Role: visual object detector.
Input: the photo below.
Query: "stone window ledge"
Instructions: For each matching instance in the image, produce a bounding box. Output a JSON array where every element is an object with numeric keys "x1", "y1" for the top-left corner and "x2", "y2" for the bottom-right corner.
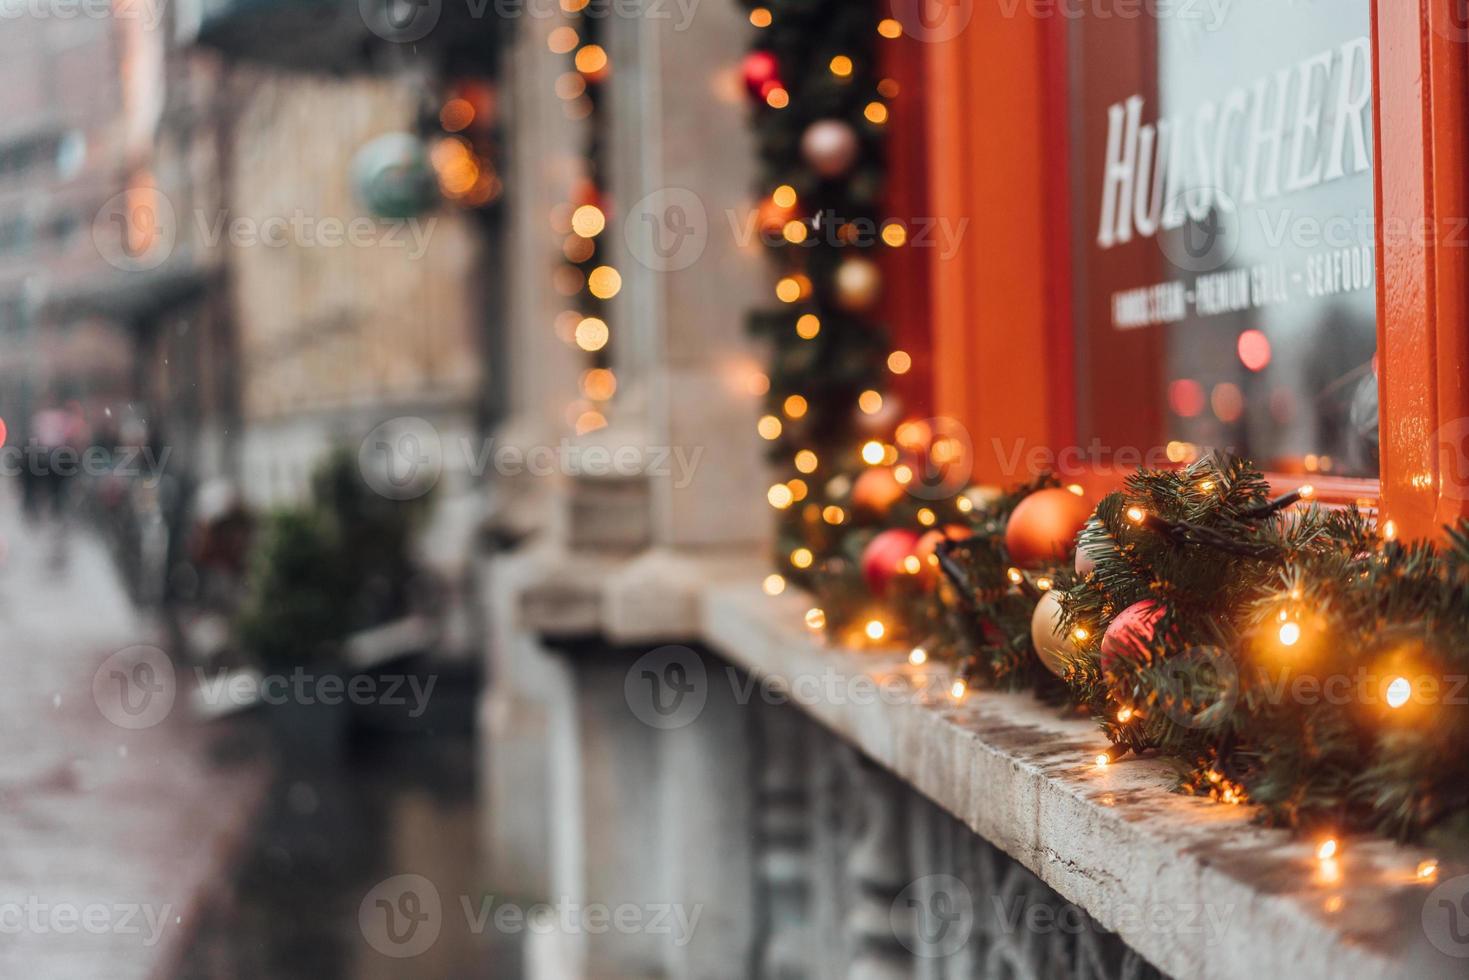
[{"x1": 698, "y1": 581, "x2": 1461, "y2": 980}]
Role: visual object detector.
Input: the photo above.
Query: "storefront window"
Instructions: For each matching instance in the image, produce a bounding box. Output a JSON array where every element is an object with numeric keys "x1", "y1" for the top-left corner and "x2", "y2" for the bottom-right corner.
[{"x1": 1069, "y1": 0, "x2": 1378, "y2": 478}]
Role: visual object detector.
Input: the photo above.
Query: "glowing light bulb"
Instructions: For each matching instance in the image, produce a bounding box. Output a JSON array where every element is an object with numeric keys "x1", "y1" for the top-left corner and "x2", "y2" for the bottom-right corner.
[
  {"x1": 1067, "y1": 484, "x2": 1085, "y2": 496},
  {"x1": 858, "y1": 389, "x2": 883, "y2": 414},
  {"x1": 1278, "y1": 622, "x2": 1301, "y2": 647},
  {"x1": 829, "y1": 55, "x2": 853, "y2": 77},
  {"x1": 1383, "y1": 519, "x2": 1398, "y2": 541},
  {"x1": 916, "y1": 508, "x2": 936, "y2": 527},
  {"x1": 804, "y1": 607, "x2": 826, "y2": 631},
  {"x1": 794, "y1": 449, "x2": 818, "y2": 474},
  {"x1": 772, "y1": 184, "x2": 797, "y2": 208},
  {"x1": 1126, "y1": 506, "x2": 1146, "y2": 524},
  {"x1": 887, "y1": 350, "x2": 911, "y2": 374},
  {"x1": 860, "y1": 441, "x2": 885, "y2": 465},
  {"x1": 796, "y1": 314, "x2": 820, "y2": 339},
  {"x1": 1117, "y1": 707, "x2": 1133, "y2": 723},
  {"x1": 950, "y1": 679, "x2": 967, "y2": 700},
  {"x1": 908, "y1": 647, "x2": 928, "y2": 666},
  {"x1": 1006, "y1": 567, "x2": 1023, "y2": 585},
  {"x1": 1035, "y1": 577, "x2": 1054, "y2": 591},
  {"x1": 901, "y1": 555, "x2": 921, "y2": 574},
  {"x1": 864, "y1": 619, "x2": 886, "y2": 641},
  {"x1": 762, "y1": 574, "x2": 786, "y2": 596},
  {"x1": 1386, "y1": 676, "x2": 1412, "y2": 709},
  {"x1": 1299, "y1": 484, "x2": 1316, "y2": 499},
  {"x1": 1418, "y1": 860, "x2": 1439, "y2": 880},
  {"x1": 757, "y1": 415, "x2": 782, "y2": 440},
  {"x1": 1073, "y1": 627, "x2": 1090, "y2": 641},
  {"x1": 570, "y1": 204, "x2": 605, "y2": 237},
  {"x1": 1317, "y1": 839, "x2": 1338, "y2": 861},
  {"x1": 767, "y1": 484, "x2": 794, "y2": 509},
  {"x1": 790, "y1": 548, "x2": 813, "y2": 569},
  {"x1": 1095, "y1": 753, "x2": 1110, "y2": 768}
]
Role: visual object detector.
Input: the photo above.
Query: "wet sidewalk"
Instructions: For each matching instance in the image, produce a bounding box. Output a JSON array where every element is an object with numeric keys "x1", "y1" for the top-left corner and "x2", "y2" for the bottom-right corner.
[{"x1": 0, "y1": 502, "x2": 269, "y2": 979}]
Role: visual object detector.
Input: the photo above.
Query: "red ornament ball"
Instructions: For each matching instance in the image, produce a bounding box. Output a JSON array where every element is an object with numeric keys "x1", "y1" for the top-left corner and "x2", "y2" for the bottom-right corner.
[
  {"x1": 861, "y1": 528, "x2": 921, "y2": 597},
  {"x1": 1099, "y1": 600, "x2": 1168, "y2": 672},
  {"x1": 1003, "y1": 487, "x2": 1092, "y2": 568},
  {"x1": 743, "y1": 51, "x2": 779, "y2": 96}
]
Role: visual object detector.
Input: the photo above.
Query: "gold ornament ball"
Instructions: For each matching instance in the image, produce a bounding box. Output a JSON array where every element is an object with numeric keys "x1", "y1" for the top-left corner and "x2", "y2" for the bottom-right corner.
[
  {"x1": 851, "y1": 466, "x2": 906, "y2": 517},
  {"x1": 800, "y1": 119, "x2": 860, "y2": 178},
  {"x1": 1029, "y1": 589, "x2": 1078, "y2": 677},
  {"x1": 1004, "y1": 487, "x2": 1092, "y2": 568},
  {"x1": 835, "y1": 257, "x2": 882, "y2": 312}
]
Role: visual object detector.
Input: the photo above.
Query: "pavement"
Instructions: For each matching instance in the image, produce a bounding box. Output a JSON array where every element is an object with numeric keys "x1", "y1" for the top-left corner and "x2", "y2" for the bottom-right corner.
[{"x1": 0, "y1": 498, "x2": 269, "y2": 979}]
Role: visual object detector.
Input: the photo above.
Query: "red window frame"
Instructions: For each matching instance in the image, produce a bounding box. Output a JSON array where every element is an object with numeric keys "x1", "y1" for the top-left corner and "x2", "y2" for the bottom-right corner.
[{"x1": 922, "y1": 1, "x2": 1469, "y2": 542}]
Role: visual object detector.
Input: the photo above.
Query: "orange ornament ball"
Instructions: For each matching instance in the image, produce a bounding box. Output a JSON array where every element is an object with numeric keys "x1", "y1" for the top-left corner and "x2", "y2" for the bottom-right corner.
[
  {"x1": 861, "y1": 529, "x2": 922, "y2": 597},
  {"x1": 1003, "y1": 487, "x2": 1092, "y2": 568},
  {"x1": 851, "y1": 466, "x2": 906, "y2": 517},
  {"x1": 915, "y1": 524, "x2": 972, "y2": 587}
]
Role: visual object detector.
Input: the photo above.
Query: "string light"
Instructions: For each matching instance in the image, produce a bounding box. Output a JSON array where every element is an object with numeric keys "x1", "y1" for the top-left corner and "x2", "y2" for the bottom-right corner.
[
  {"x1": 748, "y1": 5, "x2": 771, "y2": 27},
  {"x1": 1094, "y1": 753, "x2": 1110, "y2": 768},
  {"x1": 1382, "y1": 519, "x2": 1398, "y2": 541},
  {"x1": 881, "y1": 222, "x2": 907, "y2": 247},
  {"x1": 1007, "y1": 567, "x2": 1023, "y2": 585},
  {"x1": 1299, "y1": 484, "x2": 1316, "y2": 499},
  {"x1": 1072, "y1": 627, "x2": 1090, "y2": 641},
  {"x1": 864, "y1": 619, "x2": 886, "y2": 641},
  {"x1": 916, "y1": 507, "x2": 936, "y2": 526},
  {"x1": 796, "y1": 314, "x2": 820, "y2": 339},
  {"x1": 790, "y1": 547, "x2": 814, "y2": 569},
  {"x1": 1316, "y1": 838, "x2": 1338, "y2": 861},
  {"x1": 821, "y1": 505, "x2": 845, "y2": 525},
  {"x1": 902, "y1": 555, "x2": 921, "y2": 574},
  {"x1": 908, "y1": 646, "x2": 928, "y2": 666},
  {"x1": 950, "y1": 679, "x2": 967, "y2": 700},
  {"x1": 548, "y1": 26, "x2": 579, "y2": 53},
  {"x1": 574, "y1": 44, "x2": 608, "y2": 75},
  {"x1": 956, "y1": 496, "x2": 974, "y2": 513},
  {"x1": 864, "y1": 101, "x2": 888, "y2": 124},
  {"x1": 767, "y1": 484, "x2": 794, "y2": 509},
  {"x1": 887, "y1": 350, "x2": 911, "y2": 374},
  {"x1": 783, "y1": 394, "x2": 808, "y2": 418},
  {"x1": 571, "y1": 204, "x2": 605, "y2": 237},
  {"x1": 1067, "y1": 484, "x2": 1085, "y2": 496},
  {"x1": 772, "y1": 184, "x2": 797, "y2": 208},
  {"x1": 794, "y1": 449, "x2": 818, "y2": 473},
  {"x1": 860, "y1": 440, "x2": 885, "y2": 465},
  {"x1": 775, "y1": 276, "x2": 802, "y2": 303},
  {"x1": 782, "y1": 220, "x2": 807, "y2": 244},
  {"x1": 757, "y1": 415, "x2": 782, "y2": 440},
  {"x1": 1278, "y1": 621, "x2": 1301, "y2": 647},
  {"x1": 574, "y1": 316, "x2": 609, "y2": 352},
  {"x1": 1385, "y1": 676, "x2": 1412, "y2": 709},
  {"x1": 829, "y1": 55, "x2": 853, "y2": 78},
  {"x1": 1126, "y1": 506, "x2": 1146, "y2": 524},
  {"x1": 893, "y1": 464, "x2": 913, "y2": 484},
  {"x1": 762, "y1": 574, "x2": 786, "y2": 596},
  {"x1": 1418, "y1": 860, "x2": 1439, "y2": 880},
  {"x1": 587, "y1": 265, "x2": 622, "y2": 298},
  {"x1": 858, "y1": 389, "x2": 883, "y2": 414},
  {"x1": 1117, "y1": 707, "x2": 1133, "y2": 722},
  {"x1": 787, "y1": 479, "x2": 808, "y2": 501},
  {"x1": 877, "y1": 16, "x2": 902, "y2": 38},
  {"x1": 765, "y1": 87, "x2": 789, "y2": 109},
  {"x1": 804, "y1": 607, "x2": 826, "y2": 631}
]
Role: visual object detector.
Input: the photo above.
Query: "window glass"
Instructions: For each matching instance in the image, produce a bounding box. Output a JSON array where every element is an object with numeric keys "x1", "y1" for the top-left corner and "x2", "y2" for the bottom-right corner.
[{"x1": 1070, "y1": 0, "x2": 1378, "y2": 478}]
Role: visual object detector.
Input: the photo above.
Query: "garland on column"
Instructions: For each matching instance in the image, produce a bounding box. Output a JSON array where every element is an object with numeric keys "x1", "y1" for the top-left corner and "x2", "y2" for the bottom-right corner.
[
  {"x1": 742, "y1": 1, "x2": 1469, "y2": 852},
  {"x1": 550, "y1": 7, "x2": 618, "y2": 434}
]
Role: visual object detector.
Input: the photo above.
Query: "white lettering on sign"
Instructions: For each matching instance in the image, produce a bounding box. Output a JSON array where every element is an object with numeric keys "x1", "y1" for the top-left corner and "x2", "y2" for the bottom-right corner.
[{"x1": 1096, "y1": 36, "x2": 1372, "y2": 249}]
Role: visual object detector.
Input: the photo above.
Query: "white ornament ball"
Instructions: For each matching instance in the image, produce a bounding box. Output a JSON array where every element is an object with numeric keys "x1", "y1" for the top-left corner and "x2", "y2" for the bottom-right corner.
[
  {"x1": 835, "y1": 256, "x2": 882, "y2": 311},
  {"x1": 801, "y1": 119, "x2": 860, "y2": 178},
  {"x1": 1030, "y1": 589, "x2": 1079, "y2": 677}
]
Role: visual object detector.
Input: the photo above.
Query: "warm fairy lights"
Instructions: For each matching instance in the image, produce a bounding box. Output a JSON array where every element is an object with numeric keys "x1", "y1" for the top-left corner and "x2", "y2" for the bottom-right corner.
[
  {"x1": 804, "y1": 607, "x2": 826, "y2": 631},
  {"x1": 1117, "y1": 707, "x2": 1133, "y2": 722},
  {"x1": 1418, "y1": 860, "x2": 1439, "y2": 880},
  {"x1": 916, "y1": 508, "x2": 936, "y2": 527},
  {"x1": 1007, "y1": 567, "x2": 1023, "y2": 585},
  {"x1": 909, "y1": 646, "x2": 928, "y2": 666},
  {"x1": 822, "y1": 505, "x2": 845, "y2": 525},
  {"x1": 762, "y1": 574, "x2": 786, "y2": 596},
  {"x1": 950, "y1": 679, "x2": 968, "y2": 700},
  {"x1": 767, "y1": 484, "x2": 794, "y2": 509},
  {"x1": 1126, "y1": 506, "x2": 1146, "y2": 524},
  {"x1": 794, "y1": 449, "x2": 818, "y2": 473},
  {"x1": 790, "y1": 547, "x2": 814, "y2": 569},
  {"x1": 877, "y1": 17, "x2": 902, "y2": 37},
  {"x1": 796, "y1": 314, "x2": 820, "y2": 339},
  {"x1": 829, "y1": 55, "x2": 853, "y2": 77},
  {"x1": 860, "y1": 440, "x2": 885, "y2": 465},
  {"x1": 1072, "y1": 627, "x2": 1090, "y2": 641},
  {"x1": 1316, "y1": 838, "x2": 1338, "y2": 861},
  {"x1": 783, "y1": 395, "x2": 808, "y2": 419},
  {"x1": 571, "y1": 204, "x2": 605, "y2": 237},
  {"x1": 1385, "y1": 676, "x2": 1412, "y2": 709},
  {"x1": 1035, "y1": 576, "x2": 1054, "y2": 591},
  {"x1": 757, "y1": 415, "x2": 782, "y2": 440},
  {"x1": 864, "y1": 619, "x2": 886, "y2": 641},
  {"x1": 574, "y1": 316, "x2": 609, "y2": 352},
  {"x1": 886, "y1": 350, "x2": 911, "y2": 374},
  {"x1": 858, "y1": 390, "x2": 883, "y2": 414},
  {"x1": 1278, "y1": 621, "x2": 1302, "y2": 647},
  {"x1": 749, "y1": 5, "x2": 771, "y2": 27},
  {"x1": 772, "y1": 184, "x2": 797, "y2": 208},
  {"x1": 1094, "y1": 753, "x2": 1110, "y2": 769},
  {"x1": 1382, "y1": 519, "x2": 1398, "y2": 541}
]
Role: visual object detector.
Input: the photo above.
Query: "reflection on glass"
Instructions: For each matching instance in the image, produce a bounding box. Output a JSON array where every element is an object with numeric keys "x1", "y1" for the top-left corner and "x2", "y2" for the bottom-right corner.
[{"x1": 1071, "y1": 0, "x2": 1379, "y2": 478}]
